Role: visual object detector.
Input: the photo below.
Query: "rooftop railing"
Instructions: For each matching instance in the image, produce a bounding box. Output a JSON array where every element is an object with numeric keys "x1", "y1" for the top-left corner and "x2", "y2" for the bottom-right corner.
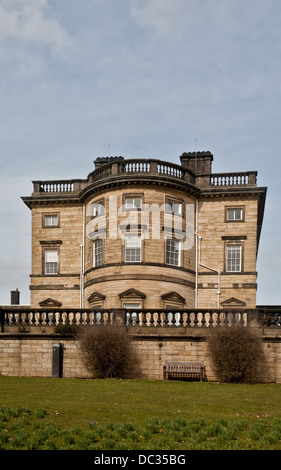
[
  {"x1": 210, "y1": 171, "x2": 257, "y2": 187},
  {"x1": 31, "y1": 160, "x2": 258, "y2": 195},
  {"x1": 1, "y1": 307, "x2": 280, "y2": 332}
]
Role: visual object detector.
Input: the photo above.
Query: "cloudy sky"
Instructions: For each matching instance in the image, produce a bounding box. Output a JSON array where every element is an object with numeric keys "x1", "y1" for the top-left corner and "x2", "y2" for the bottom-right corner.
[{"x1": 0, "y1": 0, "x2": 280, "y2": 306}]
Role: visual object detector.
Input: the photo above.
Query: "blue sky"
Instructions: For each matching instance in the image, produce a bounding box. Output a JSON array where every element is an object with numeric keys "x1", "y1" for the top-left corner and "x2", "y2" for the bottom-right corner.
[{"x1": 0, "y1": 0, "x2": 280, "y2": 305}]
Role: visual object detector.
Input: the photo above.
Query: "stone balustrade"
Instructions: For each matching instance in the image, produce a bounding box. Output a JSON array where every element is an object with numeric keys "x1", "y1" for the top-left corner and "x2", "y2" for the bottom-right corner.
[
  {"x1": 1, "y1": 307, "x2": 280, "y2": 332},
  {"x1": 31, "y1": 159, "x2": 258, "y2": 195}
]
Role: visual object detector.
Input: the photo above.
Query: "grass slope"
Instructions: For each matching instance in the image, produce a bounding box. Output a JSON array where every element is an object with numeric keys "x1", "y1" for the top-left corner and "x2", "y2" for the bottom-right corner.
[{"x1": 0, "y1": 377, "x2": 281, "y2": 450}]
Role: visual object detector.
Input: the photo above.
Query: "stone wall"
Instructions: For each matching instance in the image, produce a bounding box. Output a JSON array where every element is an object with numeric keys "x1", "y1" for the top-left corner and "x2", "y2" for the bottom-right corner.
[
  {"x1": 28, "y1": 186, "x2": 262, "y2": 311},
  {"x1": 30, "y1": 203, "x2": 83, "y2": 308},
  {"x1": 197, "y1": 197, "x2": 259, "y2": 309},
  {"x1": 1, "y1": 327, "x2": 280, "y2": 383}
]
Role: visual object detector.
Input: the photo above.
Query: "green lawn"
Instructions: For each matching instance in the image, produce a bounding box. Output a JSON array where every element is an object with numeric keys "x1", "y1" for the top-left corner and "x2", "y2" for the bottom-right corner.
[{"x1": 0, "y1": 377, "x2": 281, "y2": 450}]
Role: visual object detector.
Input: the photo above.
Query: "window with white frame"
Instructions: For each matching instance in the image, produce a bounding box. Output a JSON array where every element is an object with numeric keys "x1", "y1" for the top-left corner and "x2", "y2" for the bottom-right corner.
[
  {"x1": 44, "y1": 249, "x2": 58, "y2": 274},
  {"x1": 124, "y1": 196, "x2": 142, "y2": 210},
  {"x1": 93, "y1": 239, "x2": 103, "y2": 267},
  {"x1": 226, "y1": 208, "x2": 243, "y2": 221},
  {"x1": 226, "y1": 245, "x2": 242, "y2": 272},
  {"x1": 123, "y1": 303, "x2": 141, "y2": 309},
  {"x1": 91, "y1": 200, "x2": 105, "y2": 218},
  {"x1": 166, "y1": 199, "x2": 182, "y2": 216},
  {"x1": 166, "y1": 239, "x2": 181, "y2": 266},
  {"x1": 43, "y1": 214, "x2": 59, "y2": 227},
  {"x1": 124, "y1": 234, "x2": 142, "y2": 262}
]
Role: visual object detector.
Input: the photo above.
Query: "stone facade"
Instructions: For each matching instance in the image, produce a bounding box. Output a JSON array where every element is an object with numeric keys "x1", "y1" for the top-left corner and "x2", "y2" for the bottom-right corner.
[{"x1": 22, "y1": 151, "x2": 267, "y2": 310}]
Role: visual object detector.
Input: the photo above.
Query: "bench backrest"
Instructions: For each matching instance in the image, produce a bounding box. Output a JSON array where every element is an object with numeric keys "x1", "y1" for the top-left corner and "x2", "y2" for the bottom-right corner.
[{"x1": 165, "y1": 361, "x2": 204, "y2": 373}]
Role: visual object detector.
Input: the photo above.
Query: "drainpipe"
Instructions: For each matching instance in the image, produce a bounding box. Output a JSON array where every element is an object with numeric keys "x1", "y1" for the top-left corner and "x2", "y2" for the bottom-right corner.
[
  {"x1": 80, "y1": 203, "x2": 86, "y2": 308},
  {"x1": 195, "y1": 199, "x2": 198, "y2": 308},
  {"x1": 198, "y1": 235, "x2": 221, "y2": 309}
]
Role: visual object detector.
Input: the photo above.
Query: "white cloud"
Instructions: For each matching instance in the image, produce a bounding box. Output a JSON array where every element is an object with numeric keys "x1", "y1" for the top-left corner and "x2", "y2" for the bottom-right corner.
[
  {"x1": 130, "y1": 0, "x2": 278, "y2": 39},
  {"x1": 0, "y1": 0, "x2": 71, "y2": 76},
  {"x1": 131, "y1": 0, "x2": 188, "y2": 36}
]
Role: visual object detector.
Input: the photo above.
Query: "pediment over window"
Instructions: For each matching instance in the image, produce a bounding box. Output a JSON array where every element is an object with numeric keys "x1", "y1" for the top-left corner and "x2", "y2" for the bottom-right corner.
[
  {"x1": 39, "y1": 298, "x2": 62, "y2": 307},
  {"x1": 161, "y1": 291, "x2": 185, "y2": 303},
  {"x1": 119, "y1": 288, "x2": 146, "y2": 299},
  {"x1": 221, "y1": 297, "x2": 246, "y2": 307},
  {"x1": 88, "y1": 291, "x2": 106, "y2": 303}
]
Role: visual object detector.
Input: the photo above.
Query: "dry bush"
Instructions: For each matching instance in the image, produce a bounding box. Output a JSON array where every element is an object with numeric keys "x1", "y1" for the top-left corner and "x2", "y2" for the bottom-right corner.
[
  {"x1": 207, "y1": 325, "x2": 264, "y2": 383},
  {"x1": 77, "y1": 324, "x2": 133, "y2": 379}
]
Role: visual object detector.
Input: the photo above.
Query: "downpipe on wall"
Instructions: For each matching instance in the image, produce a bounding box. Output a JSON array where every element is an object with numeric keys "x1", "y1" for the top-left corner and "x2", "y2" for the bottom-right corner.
[
  {"x1": 80, "y1": 203, "x2": 85, "y2": 308},
  {"x1": 197, "y1": 232, "x2": 221, "y2": 309}
]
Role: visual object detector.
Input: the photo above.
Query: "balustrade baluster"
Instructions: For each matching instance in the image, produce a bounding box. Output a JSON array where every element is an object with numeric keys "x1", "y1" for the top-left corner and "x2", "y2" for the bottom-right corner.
[
  {"x1": 186, "y1": 312, "x2": 191, "y2": 327},
  {"x1": 127, "y1": 311, "x2": 132, "y2": 325},
  {"x1": 51, "y1": 312, "x2": 56, "y2": 326},
  {"x1": 217, "y1": 312, "x2": 221, "y2": 326},
  {"x1": 194, "y1": 311, "x2": 199, "y2": 326},
  {"x1": 208, "y1": 311, "x2": 214, "y2": 327},
  {"x1": 201, "y1": 312, "x2": 206, "y2": 327},
  {"x1": 38, "y1": 311, "x2": 43, "y2": 325},
  {"x1": 273, "y1": 313, "x2": 279, "y2": 327},
  {"x1": 157, "y1": 312, "x2": 162, "y2": 325},
  {"x1": 142, "y1": 311, "x2": 147, "y2": 325},
  {"x1": 78, "y1": 311, "x2": 83, "y2": 325}
]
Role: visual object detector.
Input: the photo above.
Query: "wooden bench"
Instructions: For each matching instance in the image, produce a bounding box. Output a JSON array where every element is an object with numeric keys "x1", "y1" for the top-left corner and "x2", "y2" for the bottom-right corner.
[{"x1": 163, "y1": 361, "x2": 204, "y2": 381}]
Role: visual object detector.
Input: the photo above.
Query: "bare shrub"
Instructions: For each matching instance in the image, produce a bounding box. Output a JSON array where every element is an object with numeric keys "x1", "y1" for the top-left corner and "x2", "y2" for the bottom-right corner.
[
  {"x1": 77, "y1": 325, "x2": 132, "y2": 379},
  {"x1": 207, "y1": 325, "x2": 264, "y2": 383}
]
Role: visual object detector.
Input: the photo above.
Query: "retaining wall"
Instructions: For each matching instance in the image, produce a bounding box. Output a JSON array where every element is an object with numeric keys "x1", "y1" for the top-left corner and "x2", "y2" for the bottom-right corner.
[{"x1": 1, "y1": 327, "x2": 281, "y2": 383}]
